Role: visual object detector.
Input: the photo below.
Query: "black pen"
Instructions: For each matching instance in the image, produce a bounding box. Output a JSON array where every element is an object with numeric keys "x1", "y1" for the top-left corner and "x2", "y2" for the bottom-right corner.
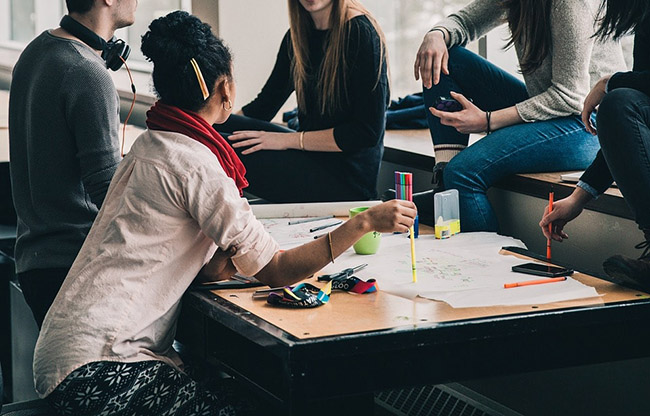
[
  {"x1": 191, "y1": 280, "x2": 263, "y2": 290},
  {"x1": 231, "y1": 274, "x2": 254, "y2": 283},
  {"x1": 309, "y1": 220, "x2": 342, "y2": 233},
  {"x1": 252, "y1": 286, "x2": 286, "y2": 298},
  {"x1": 288, "y1": 215, "x2": 334, "y2": 225},
  {"x1": 317, "y1": 263, "x2": 368, "y2": 281}
]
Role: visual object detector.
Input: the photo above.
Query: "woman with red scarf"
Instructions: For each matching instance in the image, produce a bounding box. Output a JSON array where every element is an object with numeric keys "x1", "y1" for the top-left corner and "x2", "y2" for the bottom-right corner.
[{"x1": 32, "y1": 11, "x2": 415, "y2": 416}]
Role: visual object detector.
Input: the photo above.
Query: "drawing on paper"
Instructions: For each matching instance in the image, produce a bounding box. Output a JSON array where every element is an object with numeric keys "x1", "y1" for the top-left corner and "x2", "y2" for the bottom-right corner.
[{"x1": 395, "y1": 257, "x2": 472, "y2": 284}]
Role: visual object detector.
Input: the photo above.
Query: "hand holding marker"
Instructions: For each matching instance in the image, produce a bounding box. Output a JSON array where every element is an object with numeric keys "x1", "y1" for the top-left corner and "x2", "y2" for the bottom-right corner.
[{"x1": 395, "y1": 171, "x2": 417, "y2": 283}]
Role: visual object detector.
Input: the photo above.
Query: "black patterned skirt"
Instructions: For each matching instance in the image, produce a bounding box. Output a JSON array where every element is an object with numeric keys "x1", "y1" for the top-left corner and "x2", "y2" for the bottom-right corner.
[{"x1": 47, "y1": 360, "x2": 253, "y2": 415}]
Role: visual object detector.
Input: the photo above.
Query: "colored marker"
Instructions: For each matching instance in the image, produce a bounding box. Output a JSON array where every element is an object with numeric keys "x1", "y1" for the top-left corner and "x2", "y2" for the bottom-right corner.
[
  {"x1": 410, "y1": 226, "x2": 417, "y2": 283},
  {"x1": 504, "y1": 276, "x2": 567, "y2": 289},
  {"x1": 405, "y1": 172, "x2": 417, "y2": 283},
  {"x1": 547, "y1": 190, "x2": 554, "y2": 260}
]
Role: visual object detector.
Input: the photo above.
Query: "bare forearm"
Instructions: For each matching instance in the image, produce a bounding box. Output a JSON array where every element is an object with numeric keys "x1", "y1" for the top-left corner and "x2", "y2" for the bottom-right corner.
[
  {"x1": 569, "y1": 186, "x2": 594, "y2": 207},
  {"x1": 254, "y1": 214, "x2": 370, "y2": 287},
  {"x1": 254, "y1": 200, "x2": 417, "y2": 287},
  {"x1": 283, "y1": 128, "x2": 342, "y2": 152}
]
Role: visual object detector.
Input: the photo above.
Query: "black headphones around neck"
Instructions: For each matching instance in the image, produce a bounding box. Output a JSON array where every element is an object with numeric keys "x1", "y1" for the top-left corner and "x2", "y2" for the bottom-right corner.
[{"x1": 60, "y1": 15, "x2": 130, "y2": 71}]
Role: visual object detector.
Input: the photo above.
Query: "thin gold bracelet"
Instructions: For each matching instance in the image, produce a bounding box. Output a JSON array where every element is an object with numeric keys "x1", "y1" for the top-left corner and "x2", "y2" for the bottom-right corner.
[
  {"x1": 299, "y1": 131, "x2": 305, "y2": 151},
  {"x1": 327, "y1": 232, "x2": 335, "y2": 263}
]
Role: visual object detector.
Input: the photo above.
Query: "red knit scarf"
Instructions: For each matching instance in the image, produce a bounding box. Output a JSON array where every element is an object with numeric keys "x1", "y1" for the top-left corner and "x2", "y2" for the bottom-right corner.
[{"x1": 146, "y1": 101, "x2": 248, "y2": 195}]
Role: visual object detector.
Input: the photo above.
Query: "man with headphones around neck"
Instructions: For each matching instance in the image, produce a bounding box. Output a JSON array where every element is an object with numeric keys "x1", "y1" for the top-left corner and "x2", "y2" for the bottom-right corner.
[{"x1": 9, "y1": 0, "x2": 138, "y2": 328}]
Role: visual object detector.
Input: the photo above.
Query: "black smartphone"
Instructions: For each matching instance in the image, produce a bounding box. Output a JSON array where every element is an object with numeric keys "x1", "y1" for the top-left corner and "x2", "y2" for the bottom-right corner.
[
  {"x1": 433, "y1": 96, "x2": 463, "y2": 112},
  {"x1": 512, "y1": 262, "x2": 574, "y2": 277}
]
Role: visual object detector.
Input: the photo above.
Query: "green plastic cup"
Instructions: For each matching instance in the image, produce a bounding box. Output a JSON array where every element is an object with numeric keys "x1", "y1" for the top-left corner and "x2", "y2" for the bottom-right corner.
[{"x1": 349, "y1": 207, "x2": 381, "y2": 255}]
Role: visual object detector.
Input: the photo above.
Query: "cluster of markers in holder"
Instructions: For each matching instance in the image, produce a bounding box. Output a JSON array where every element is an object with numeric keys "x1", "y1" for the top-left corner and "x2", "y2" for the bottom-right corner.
[{"x1": 395, "y1": 171, "x2": 418, "y2": 283}]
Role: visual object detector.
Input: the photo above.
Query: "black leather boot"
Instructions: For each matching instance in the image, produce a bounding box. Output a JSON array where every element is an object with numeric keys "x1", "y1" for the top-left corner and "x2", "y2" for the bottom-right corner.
[{"x1": 431, "y1": 161, "x2": 447, "y2": 194}]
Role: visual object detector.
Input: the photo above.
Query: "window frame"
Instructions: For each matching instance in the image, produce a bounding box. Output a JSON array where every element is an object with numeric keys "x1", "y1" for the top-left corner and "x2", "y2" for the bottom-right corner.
[{"x1": 0, "y1": 0, "x2": 193, "y2": 71}]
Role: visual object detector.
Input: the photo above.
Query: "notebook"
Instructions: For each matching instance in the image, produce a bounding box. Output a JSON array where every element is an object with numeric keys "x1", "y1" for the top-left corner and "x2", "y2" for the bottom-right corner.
[
  {"x1": 560, "y1": 171, "x2": 617, "y2": 187},
  {"x1": 559, "y1": 171, "x2": 583, "y2": 183}
]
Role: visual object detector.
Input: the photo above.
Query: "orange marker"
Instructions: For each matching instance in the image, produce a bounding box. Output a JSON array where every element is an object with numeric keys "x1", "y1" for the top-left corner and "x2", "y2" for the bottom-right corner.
[
  {"x1": 504, "y1": 276, "x2": 567, "y2": 289},
  {"x1": 546, "y1": 190, "x2": 554, "y2": 260}
]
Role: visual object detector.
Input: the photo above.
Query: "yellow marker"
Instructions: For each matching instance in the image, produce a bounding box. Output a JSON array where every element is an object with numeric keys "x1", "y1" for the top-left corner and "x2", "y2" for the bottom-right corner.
[{"x1": 410, "y1": 226, "x2": 417, "y2": 283}]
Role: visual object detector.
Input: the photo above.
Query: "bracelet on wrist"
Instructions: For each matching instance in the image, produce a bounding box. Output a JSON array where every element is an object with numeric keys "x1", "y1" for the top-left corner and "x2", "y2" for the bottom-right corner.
[
  {"x1": 428, "y1": 28, "x2": 447, "y2": 43},
  {"x1": 485, "y1": 111, "x2": 492, "y2": 134}
]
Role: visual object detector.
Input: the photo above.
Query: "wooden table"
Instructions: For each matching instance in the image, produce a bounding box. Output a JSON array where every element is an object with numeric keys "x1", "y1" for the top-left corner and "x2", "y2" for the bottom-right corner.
[{"x1": 177, "y1": 247, "x2": 650, "y2": 415}]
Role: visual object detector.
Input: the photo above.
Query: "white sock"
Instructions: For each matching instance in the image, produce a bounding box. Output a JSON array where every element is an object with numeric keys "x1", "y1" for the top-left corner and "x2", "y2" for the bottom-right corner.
[{"x1": 433, "y1": 144, "x2": 466, "y2": 164}]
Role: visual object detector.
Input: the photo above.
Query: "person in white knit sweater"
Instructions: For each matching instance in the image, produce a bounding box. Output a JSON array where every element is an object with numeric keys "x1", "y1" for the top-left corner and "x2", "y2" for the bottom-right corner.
[{"x1": 413, "y1": 0, "x2": 626, "y2": 232}]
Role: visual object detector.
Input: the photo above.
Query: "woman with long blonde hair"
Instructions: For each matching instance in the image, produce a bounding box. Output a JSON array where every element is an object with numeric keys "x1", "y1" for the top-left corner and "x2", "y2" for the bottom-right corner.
[{"x1": 219, "y1": 0, "x2": 389, "y2": 203}]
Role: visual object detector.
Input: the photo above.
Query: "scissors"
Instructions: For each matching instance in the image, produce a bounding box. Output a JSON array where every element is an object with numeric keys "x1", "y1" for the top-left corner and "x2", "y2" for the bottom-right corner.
[{"x1": 317, "y1": 264, "x2": 368, "y2": 281}]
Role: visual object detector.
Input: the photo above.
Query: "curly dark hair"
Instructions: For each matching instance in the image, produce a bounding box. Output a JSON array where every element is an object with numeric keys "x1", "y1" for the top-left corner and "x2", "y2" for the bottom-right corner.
[{"x1": 141, "y1": 11, "x2": 233, "y2": 112}]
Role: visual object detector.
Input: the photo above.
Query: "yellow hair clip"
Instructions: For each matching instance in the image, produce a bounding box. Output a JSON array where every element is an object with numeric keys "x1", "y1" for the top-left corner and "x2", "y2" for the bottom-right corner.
[{"x1": 189, "y1": 58, "x2": 210, "y2": 100}]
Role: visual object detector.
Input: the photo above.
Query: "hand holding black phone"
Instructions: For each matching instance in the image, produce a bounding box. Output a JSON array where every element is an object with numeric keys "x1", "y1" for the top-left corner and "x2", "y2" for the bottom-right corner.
[
  {"x1": 433, "y1": 96, "x2": 463, "y2": 112},
  {"x1": 511, "y1": 262, "x2": 573, "y2": 277}
]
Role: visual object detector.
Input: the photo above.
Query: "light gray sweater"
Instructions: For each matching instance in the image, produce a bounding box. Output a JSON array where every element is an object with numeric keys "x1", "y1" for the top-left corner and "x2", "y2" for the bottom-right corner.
[
  {"x1": 9, "y1": 31, "x2": 121, "y2": 273},
  {"x1": 434, "y1": 0, "x2": 627, "y2": 121}
]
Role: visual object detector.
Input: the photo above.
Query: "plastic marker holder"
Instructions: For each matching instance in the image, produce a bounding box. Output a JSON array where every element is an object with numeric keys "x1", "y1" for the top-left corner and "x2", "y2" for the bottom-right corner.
[{"x1": 434, "y1": 189, "x2": 460, "y2": 239}]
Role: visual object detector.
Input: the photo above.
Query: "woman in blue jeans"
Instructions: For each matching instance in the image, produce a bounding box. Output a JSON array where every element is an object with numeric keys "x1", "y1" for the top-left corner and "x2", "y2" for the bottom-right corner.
[
  {"x1": 541, "y1": 0, "x2": 650, "y2": 287},
  {"x1": 413, "y1": 0, "x2": 626, "y2": 232}
]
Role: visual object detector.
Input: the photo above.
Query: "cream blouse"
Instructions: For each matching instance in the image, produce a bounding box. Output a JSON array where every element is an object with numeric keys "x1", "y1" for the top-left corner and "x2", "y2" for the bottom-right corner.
[{"x1": 33, "y1": 129, "x2": 279, "y2": 397}]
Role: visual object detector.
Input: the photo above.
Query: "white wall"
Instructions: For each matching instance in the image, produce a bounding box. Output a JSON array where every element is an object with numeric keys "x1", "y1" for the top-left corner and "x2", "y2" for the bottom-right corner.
[{"x1": 218, "y1": 1, "x2": 294, "y2": 115}]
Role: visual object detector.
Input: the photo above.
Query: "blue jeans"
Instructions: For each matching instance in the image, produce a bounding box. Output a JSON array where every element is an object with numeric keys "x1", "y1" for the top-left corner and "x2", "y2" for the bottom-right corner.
[
  {"x1": 597, "y1": 88, "x2": 650, "y2": 233},
  {"x1": 422, "y1": 47, "x2": 600, "y2": 232}
]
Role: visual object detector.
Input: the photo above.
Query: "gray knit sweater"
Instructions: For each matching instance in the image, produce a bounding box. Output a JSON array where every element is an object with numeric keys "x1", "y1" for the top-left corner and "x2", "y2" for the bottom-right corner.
[
  {"x1": 434, "y1": 0, "x2": 627, "y2": 121},
  {"x1": 9, "y1": 31, "x2": 121, "y2": 273}
]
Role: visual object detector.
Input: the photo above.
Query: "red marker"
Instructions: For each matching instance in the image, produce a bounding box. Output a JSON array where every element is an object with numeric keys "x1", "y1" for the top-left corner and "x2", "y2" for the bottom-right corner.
[
  {"x1": 504, "y1": 276, "x2": 567, "y2": 289},
  {"x1": 546, "y1": 190, "x2": 554, "y2": 260}
]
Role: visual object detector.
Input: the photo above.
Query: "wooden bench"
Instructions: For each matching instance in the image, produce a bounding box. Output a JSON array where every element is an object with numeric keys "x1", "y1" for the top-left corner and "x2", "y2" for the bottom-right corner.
[
  {"x1": 382, "y1": 128, "x2": 639, "y2": 277},
  {"x1": 382, "y1": 128, "x2": 631, "y2": 220}
]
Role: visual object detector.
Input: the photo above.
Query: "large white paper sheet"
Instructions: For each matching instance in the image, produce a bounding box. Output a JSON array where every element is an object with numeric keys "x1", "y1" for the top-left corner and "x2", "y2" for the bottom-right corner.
[
  {"x1": 316, "y1": 232, "x2": 599, "y2": 308},
  {"x1": 255, "y1": 209, "x2": 600, "y2": 307}
]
